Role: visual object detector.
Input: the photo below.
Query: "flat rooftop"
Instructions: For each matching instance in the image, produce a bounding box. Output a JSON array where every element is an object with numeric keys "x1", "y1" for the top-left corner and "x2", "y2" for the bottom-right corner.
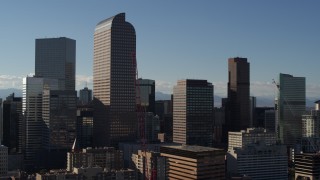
[{"x1": 162, "y1": 145, "x2": 223, "y2": 152}]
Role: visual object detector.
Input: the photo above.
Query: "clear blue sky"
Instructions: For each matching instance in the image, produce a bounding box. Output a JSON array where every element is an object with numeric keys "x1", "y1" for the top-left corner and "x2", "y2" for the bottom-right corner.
[{"x1": 0, "y1": 1, "x2": 319, "y2": 100}]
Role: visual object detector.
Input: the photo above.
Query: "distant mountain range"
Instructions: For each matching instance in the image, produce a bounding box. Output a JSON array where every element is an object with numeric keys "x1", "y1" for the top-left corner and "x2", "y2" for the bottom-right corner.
[{"x1": 0, "y1": 88, "x2": 317, "y2": 108}]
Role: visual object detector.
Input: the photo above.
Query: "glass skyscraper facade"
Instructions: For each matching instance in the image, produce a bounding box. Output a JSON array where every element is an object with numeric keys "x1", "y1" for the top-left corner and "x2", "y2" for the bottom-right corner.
[
  {"x1": 276, "y1": 73, "x2": 306, "y2": 146},
  {"x1": 35, "y1": 37, "x2": 76, "y2": 91},
  {"x1": 23, "y1": 77, "x2": 59, "y2": 170},
  {"x1": 93, "y1": 13, "x2": 137, "y2": 147}
]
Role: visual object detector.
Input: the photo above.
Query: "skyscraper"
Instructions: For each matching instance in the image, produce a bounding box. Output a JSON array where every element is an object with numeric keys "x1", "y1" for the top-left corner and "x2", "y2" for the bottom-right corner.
[
  {"x1": 276, "y1": 73, "x2": 305, "y2": 146},
  {"x1": 35, "y1": 37, "x2": 76, "y2": 91},
  {"x1": 226, "y1": 57, "x2": 250, "y2": 132},
  {"x1": 93, "y1": 13, "x2": 137, "y2": 147},
  {"x1": 33, "y1": 37, "x2": 77, "y2": 169},
  {"x1": 173, "y1": 79, "x2": 214, "y2": 147},
  {"x1": 2, "y1": 93, "x2": 23, "y2": 154},
  {"x1": 23, "y1": 77, "x2": 59, "y2": 170}
]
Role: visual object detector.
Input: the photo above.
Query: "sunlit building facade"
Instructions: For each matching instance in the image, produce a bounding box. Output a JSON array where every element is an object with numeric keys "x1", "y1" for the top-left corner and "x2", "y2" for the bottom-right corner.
[
  {"x1": 173, "y1": 79, "x2": 214, "y2": 147},
  {"x1": 93, "y1": 13, "x2": 137, "y2": 147}
]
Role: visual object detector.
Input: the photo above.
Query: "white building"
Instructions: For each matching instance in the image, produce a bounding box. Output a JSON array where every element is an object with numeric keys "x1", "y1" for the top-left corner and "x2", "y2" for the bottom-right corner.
[
  {"x1": 0, "y1": 145, "x2": 8, "y2": 176},
  {"x1": 227, "y1": 128, "x2": 287, "y2": 179},
  {"x1": 228, "y1": 128, "x2": 277, "y2": 151},
  {"x1": 227, "y1": 144, "x2": 287, "y2": 180},
  {"x1": 302, "y1": 108, "x2": 320, "y2": 138}
]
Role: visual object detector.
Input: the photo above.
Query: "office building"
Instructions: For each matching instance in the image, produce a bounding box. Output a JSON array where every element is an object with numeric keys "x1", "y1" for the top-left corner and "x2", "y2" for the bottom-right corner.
[
  {"x1": 119, "y1": 142, "x2": 180, "y2": 168},
  {"x1": 144, "y1": 113, "x2": 160, "y2": 143},
  {"x1": 42, "y1": 90, "x2": 77, "y2": 150},
  {"x1": 265, "y1": 109, "x2": 276, "y2": 132},
  {"x1": 35, "y1": 37, "x2": 76, "y2": 91},
  {"x1": 76, "y1": 105, "x2": 94, "y2": 148},
  {"x1": 250, "y1": 96, "x2": 256, "y2": 127},
  {"x1": 295, "y1": 153, "x2": 320, "y2": 180},
  {"x1": 0, "y1": 145, "x2": 8, "y2": 176},
  {"x1": 300, "y1": 102, "x2": 320, "y2": 153},
  {"x1": 254, "y1": 107, "x2": 274, "y2": 128},
  {"x1": 155, "y1": 100, "x2": 173, "y2": 142},
  {"x1": 227, "y1": 144, "x2": 288, "y2": 180},
  {"x1": 276, "y1": 73, "x2": 306, "y2": 146},
  {"x1": 2, "y1": 93, "x2": 23, "y2": 153},
  {"x1": 22, "y1": 77, "x2": 59, "y2": 170},
  {"x1": 226, "y1": 57, "x2": 250, "y2": 133},
  {"x1": 67, "y1": 147, "x2": 123, "y2": 172},
  {"x1": 173, "y1": 79, "x2": 214, "y2": 147},
  {"x1": 93, "y1": 13, "x2": 137, "y2": 147},
  {"x1": 132, "y1": 150, "x2": 165, "y2": 180},
  {"x1": 228, "y1": 128, "x2": 277, "y2": 151},
  {"x1": 214, "y1": 107, "x2": 225, "y2": 145},
  {"x1": 136, "y1": 79, "x2": 155, "y2": 113},
  {"x1": 227, "y1": 128, "x2": 287, "y2": 179},
  {"x1": 79, "y1": 87, "x2": 92, "y2": 105},
  {"x1": 160, "y1": 145, "x2": 225, "y2": 180},
  {"x1": 302, "y1": 110, "x2": 320, "y2": 138}
]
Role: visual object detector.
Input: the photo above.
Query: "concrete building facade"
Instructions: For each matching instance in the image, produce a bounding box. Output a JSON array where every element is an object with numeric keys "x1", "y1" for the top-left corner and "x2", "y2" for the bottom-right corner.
[
  {"x1": 228, "y1": 128, "x2": 277, "y2": 151},
  {"x1": 173, "y1": 79, "x2": 214, "y2": 147},
  {"x1": 160, "y1": 145, "x2": 225, "y2": 180},
  {"x1": 67, "y1": 147, "x2": 123, "y2": 172},
  {"x1": 227, "y1": 144, "x2": 288, "y2": 180}
]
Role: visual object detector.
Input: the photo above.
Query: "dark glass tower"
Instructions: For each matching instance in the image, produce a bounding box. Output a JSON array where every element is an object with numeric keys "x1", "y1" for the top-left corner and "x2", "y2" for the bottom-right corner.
[
  {"x1": 2, "y1": 93, "x2": 23, "y2": 154},
  {"x1": 93, "y1": 13, "x2": 137, "y2": 147},
  {"x1": 227, "y1": 57, "x2": 250, "y2": 132},
  {"x1": 35, "y1": 37, "x2": 76, "y2": 91},
  {"x1": 31, "y1": 37, "x2": 77, "y2": 170}
]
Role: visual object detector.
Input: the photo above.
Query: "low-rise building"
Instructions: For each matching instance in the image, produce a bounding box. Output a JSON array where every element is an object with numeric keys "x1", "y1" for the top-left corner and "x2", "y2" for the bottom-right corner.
[
  {"x1": 36, "y1": 168, "x2": 136, "y2": 180},
  {"x1": 227, "y1": 144, "x2": 287, "y2": 180},
  {"x1": 160, "y1": 145, "x2": 225, "y2": 180},
  {"x1": 67, "y1": 147, "x2": 123, "y2": 172},
  {"x1": 132, "y1": 150, "x2": 166, "y2": 180},
  {"x1": 228, "y1": 128, "x2": 277, "y2": 151}
]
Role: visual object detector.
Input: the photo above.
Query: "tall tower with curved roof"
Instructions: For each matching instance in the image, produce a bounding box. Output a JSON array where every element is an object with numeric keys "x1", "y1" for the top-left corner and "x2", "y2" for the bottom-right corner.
[{"x1": 93, "y1": 13, "x2": 137, "y2": 147}]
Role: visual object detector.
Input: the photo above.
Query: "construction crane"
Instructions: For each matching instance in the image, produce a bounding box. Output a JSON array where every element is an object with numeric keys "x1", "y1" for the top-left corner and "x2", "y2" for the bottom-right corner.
[{"x1": 132, "y1": 52, "x2": 157, "y2": 180}]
